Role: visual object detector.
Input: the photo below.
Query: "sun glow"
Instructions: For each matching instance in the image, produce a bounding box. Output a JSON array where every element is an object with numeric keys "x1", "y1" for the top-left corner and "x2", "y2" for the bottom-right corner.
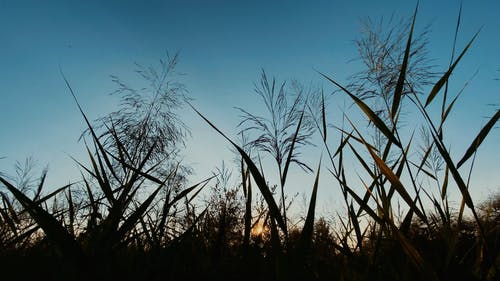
[{"x1": 251, "y1": 220, "x2": 266, "y2": 237}]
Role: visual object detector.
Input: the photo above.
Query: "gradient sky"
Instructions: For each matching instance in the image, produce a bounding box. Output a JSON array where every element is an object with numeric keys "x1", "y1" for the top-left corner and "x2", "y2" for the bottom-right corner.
[{"x1": 1, "y1": 0, "x2": 499, "y2": 215}]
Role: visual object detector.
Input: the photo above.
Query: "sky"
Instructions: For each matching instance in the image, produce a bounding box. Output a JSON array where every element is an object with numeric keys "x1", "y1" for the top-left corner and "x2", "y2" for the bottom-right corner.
[{"x1": 1, "y1": 0, "x2": 499, "y2": 216}]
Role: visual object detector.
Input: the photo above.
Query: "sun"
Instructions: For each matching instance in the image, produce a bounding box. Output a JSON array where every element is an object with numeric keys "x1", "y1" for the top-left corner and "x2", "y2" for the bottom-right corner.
[{"x1": 251, "y1": 220, "x2": 266, "y2": 237}]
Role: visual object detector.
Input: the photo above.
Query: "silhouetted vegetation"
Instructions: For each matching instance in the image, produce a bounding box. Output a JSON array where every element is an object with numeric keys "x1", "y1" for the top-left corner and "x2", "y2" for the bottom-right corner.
[{"x1": 1, "y1": 6, "x2": 499, "y2": 281}]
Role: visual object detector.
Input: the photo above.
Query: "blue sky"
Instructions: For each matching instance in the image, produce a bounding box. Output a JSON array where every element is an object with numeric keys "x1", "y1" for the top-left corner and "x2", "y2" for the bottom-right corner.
[{"x1": 1, "y1": 0, "x2": 499, "y2": 214}]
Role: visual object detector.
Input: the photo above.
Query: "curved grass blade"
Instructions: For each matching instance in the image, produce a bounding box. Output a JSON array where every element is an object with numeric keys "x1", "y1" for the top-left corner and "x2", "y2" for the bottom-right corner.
[
  {"x1": 424, "y1": 30, "x2": 480, "y2": 107},
  {"x1": 367, "y1": 144, "x2": 425, "y2": 220},
  {"x1": 190, "y1": 103, "x2": 287, "y2": 233},
  {"x1": 62, "y1": 70, "x2": 121, "y2": 183},
  {"x1": 391, "y1": 4, "x2": 417, "y2": 120},
  {"x1": 440, "y1": 3, "x2": 463, "y2": 119},
  {"x1": 281, "y1": 110, "x2": 304, "y2": 187},
  {"x1": 332, "y1": 132, "x2": 351, "y2": 158},
  {"x1": 170, "y1": 176, "x2": 214, "y2": 208},
  {"x1": 457, "y1": 109, "x2": 500, "y2": 168},
  {"x1": 188, "y1": 178, "x2": 213, "y2": 204},
  {"x1": 319, "y1": 72, "x2": 401, "y2": 147},
  {"x1": 387, "y1": 142, "x2": 411, "y2": 201}
]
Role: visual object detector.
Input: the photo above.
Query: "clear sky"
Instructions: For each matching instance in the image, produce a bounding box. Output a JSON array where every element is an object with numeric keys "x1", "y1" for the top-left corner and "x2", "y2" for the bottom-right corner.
[{"x1": 1, "y1": 0, "x2": 499, "y2": 215}]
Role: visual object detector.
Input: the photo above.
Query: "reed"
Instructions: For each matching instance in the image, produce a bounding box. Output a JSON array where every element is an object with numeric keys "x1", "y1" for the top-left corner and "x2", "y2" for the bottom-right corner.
[{"x1": 1, "y1": 5, "x2": 499, "y2": 281}]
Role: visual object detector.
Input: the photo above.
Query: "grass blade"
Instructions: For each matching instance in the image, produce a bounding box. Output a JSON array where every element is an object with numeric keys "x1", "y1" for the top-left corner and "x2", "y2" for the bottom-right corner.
[
  {"x1": 19, "y1": 183, "x2": 73, "y2": 217},
  {"x1": 432, "y1": 134, "x2": 473, "y2": 208},
  {"x1": 441, "y1": 165, "x2": 449, "y2": 199},
  {"x1": 66, "y1": 187, "x2": 75, "y2": 236},
  {"x1": 349, "y1": 202, "x2": 363, "y2": 251},
  {"x1": 320, "y1": 72, "x2": 401, "y2": 147},
  {"x1": 168, "y1": 176, "x2": 214, "y2": 209},
  {"x1": 33, "y1": 170, "x2": 47, "y2": 201},
  {"x1": 0, "y1": 176, "x2": 85, "y2": 264},
  {"x1": 243, "y1": 164, "x2": 252, "y2": 248},
  {"x1": 348, "y1": 142, "x2": 376, "y2": 179},
  {"x1": 346, "y1": 117, "x2": 426, "y2": 221},
  {"x1": 190, "y1": 103, "x2": 287, "y2": 233},
  {"x1": 281, "y1": 110, "x2": 304, "y2": 187},
  {"x1": 62, "y1": 70, "x2": 121, "y2": 183},
  {"x1": 331, "y1": 171, "x2": 383, "y2": 225},
  {"x1": 368, "y1": 144, "x2": 425, "y2": 220},
  {"x1": 391, "y1": 4, "x2": 417, "y2": 120},
  {"x1": 299, "y1": 158, "x2": 321, "y2": 252},
  {"x1": 85, "y1": 145, "x2": 115, "y2": 205},
  {"x1": 321, "y1": 91, "x2": 327, "y2": 142},
  {"x1": 425, "y1": 30, "x2": 480, "y2": 107},
  {"x1": 82, "y1": 175, "x2": 99, "y2": 230},
  {"x1": 456, "y1": 109, "x2": 500, "y2": 168},
  {"x1": 115, "y1": 183, "x2": 164, "y2": 245}
]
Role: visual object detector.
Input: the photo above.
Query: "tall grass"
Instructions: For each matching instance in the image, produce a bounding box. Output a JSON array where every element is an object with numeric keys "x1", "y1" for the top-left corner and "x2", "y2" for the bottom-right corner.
[{"x1": 1, "y1": 6, "x2": 499, "y2": 281}]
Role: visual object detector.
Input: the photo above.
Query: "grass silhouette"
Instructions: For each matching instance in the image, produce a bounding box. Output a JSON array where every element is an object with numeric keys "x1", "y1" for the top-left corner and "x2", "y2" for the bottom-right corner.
[{"x1": 1, "y1": 6, "x2": 499, "y2": 281}]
